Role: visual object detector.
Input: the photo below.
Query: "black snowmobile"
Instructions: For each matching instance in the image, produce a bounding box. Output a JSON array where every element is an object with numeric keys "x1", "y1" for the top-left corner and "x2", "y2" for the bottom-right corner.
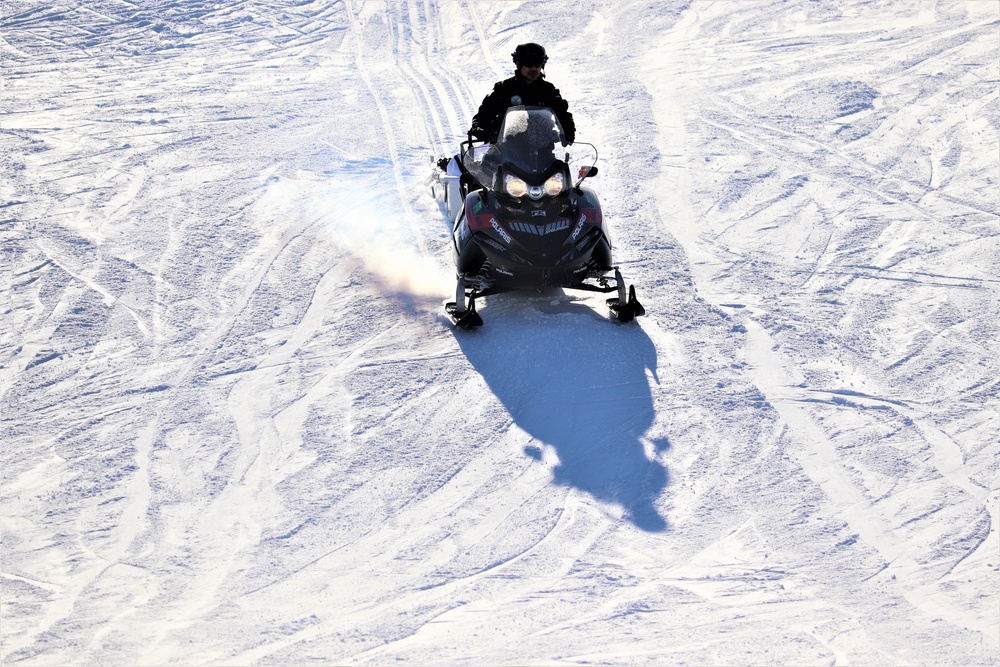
[{"x1": 429, "y1": 106, "x2": 643, "y2": 328}]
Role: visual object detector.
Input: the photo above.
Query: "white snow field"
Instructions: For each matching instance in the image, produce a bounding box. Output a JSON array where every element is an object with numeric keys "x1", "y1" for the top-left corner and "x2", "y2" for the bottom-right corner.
[{"x1": 2, "y1": 0, "x2": 998, "y2": 664}]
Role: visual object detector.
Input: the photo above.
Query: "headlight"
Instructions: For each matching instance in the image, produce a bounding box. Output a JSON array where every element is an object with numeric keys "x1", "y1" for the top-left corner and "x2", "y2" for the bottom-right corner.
[
  {"x1": 543, "y1": 173, "x2": 565, "y2": 196},
  {"x1": 504, "y1": 174, "x2": 527, "y2": 198}
]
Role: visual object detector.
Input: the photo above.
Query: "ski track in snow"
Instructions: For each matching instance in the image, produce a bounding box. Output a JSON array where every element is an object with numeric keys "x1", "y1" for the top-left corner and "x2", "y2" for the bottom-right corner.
[{"x1": 2, "y1": 1, "x2": 998, "y2": 664}]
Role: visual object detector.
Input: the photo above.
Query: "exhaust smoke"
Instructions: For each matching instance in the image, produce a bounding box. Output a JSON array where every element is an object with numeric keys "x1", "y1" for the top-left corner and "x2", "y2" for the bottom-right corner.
[{"x1": 258, "y1": 175, "x2": 450, "y2": 299}]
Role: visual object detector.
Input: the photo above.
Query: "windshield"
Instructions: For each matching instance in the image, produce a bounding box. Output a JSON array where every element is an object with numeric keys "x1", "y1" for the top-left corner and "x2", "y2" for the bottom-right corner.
[
  {"x1": 495, "y1": 106, "x2": 567, "y2": 176},
  {"x1": 463, "y1": 106, "x2": 594, "y2": 191}
]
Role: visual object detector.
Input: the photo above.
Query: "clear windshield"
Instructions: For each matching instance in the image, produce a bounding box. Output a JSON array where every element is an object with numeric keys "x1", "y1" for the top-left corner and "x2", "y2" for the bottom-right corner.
[
  {"x1": 463, "y1": 106, "x2": 596, "y2": 191},
  {"x1": 495, "y1": 106, "x2": 567, "y2": 176}
]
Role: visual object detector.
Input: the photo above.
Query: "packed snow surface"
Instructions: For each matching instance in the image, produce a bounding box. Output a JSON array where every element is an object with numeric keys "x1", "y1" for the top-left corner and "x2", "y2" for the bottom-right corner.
[{"x1": 2, "y1": 0, "x2": 999, "y2": 664}]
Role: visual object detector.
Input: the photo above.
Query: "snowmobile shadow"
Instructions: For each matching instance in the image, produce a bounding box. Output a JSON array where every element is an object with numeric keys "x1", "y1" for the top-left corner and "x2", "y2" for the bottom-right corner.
[{"x1": 453, "y1": 295, "x2": 668, "y2": 532}]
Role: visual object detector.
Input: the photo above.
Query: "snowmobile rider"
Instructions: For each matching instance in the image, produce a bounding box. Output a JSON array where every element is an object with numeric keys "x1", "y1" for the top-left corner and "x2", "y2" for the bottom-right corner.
[{"x1": 469, "y1": 43, "x2": 576, "y2": 145}]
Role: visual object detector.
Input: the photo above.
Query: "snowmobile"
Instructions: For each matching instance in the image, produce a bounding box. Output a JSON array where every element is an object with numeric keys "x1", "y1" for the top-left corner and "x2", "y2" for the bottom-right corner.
[{"x1": 429, "y1": 105, "x2": 644, "y2": 329}]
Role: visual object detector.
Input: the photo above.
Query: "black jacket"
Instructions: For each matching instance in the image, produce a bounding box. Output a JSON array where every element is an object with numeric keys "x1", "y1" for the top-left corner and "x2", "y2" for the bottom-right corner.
[{"x1": 470, "y1": 72, "x2": 576, "y2": 144}]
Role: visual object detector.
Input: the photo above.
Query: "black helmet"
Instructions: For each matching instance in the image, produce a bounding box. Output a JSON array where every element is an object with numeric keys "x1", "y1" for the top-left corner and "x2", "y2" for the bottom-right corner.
[{"x1": 512, "y1": 43, "x2": 548, "y2": 68}]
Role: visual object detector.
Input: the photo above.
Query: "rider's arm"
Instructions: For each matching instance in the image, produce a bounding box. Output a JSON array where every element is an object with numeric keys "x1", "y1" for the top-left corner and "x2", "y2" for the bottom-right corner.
[
  {"x1": 470, "y1": 81, "x2": 511, "y2": 142},
  {"x1": 546, "y1": 85, "x2": 575, "y2": 144}
]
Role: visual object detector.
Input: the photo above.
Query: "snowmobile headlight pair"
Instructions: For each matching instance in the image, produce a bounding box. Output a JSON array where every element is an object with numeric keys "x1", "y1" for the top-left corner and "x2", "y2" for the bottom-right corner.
[{"x1": 504, "y1": 173, "x2": 565, "y2": 199}]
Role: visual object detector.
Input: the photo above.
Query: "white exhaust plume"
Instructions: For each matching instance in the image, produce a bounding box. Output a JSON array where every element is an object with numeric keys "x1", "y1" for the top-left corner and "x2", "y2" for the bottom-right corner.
[{"x1": 260, "y1": 175, "x2": 450, "y2": 299}]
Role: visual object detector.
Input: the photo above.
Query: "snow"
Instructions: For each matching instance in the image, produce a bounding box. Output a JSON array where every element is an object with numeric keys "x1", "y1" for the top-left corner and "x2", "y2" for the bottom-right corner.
[{"x1": 2, "y1": 0, "x2": 998, "y2": 664}]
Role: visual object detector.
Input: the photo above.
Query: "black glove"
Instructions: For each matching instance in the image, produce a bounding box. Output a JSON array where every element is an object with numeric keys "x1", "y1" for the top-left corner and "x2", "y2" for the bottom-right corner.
[
  {"x1": 470, "y1": 123, "x2": 488, "y2": 142},
  {"x1": 565, "y1": 129, "x2": 575, "y2": 145}
]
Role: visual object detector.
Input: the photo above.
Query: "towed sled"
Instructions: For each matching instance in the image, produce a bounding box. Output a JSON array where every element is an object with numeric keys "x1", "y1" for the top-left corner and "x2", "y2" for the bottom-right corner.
[{"x1": 428, "y1": 106, "x2": 644, "y2": 329}]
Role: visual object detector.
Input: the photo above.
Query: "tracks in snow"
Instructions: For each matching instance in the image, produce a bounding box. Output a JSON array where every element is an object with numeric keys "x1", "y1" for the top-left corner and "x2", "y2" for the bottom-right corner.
[{"x1": 646, "y1": 0, "x2": 999, "y2": 644}]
